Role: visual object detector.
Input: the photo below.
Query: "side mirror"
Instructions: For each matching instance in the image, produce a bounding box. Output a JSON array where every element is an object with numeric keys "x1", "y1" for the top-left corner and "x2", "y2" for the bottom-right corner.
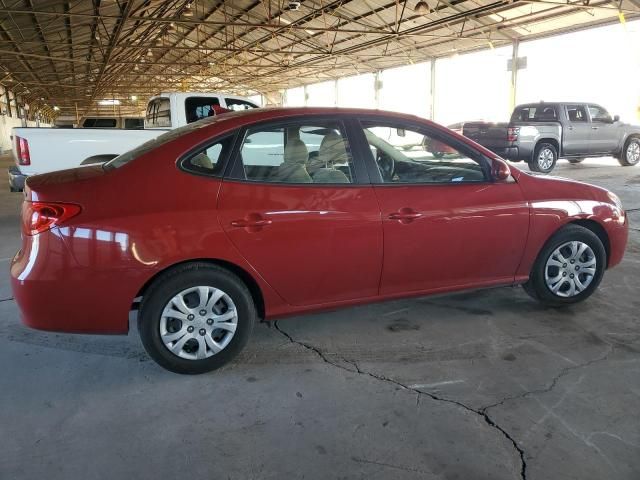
[
  {"x1": 492, "y1": 158, "x2": 511, "y2": 181},
  {"x1": 613, "y1": 115, "x2": 620, "y2": 122}
]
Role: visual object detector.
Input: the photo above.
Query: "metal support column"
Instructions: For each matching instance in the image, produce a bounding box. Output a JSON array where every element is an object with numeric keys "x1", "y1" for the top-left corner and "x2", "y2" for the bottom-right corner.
[
  {"x1": 510, "y1": 40, "x2": 520, "y2": 112},
  {"x1": 430, "y1": 60, "x2": 436, "y2": 120}
]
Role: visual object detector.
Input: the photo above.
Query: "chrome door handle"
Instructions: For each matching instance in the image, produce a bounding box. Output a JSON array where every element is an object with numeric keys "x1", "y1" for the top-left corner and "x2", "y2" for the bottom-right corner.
[
  {"x1": 568, "y1": 126, "x2": 574, "y2": 130},
  {"x1": 592, "y1": 126, "x2": 599, "y2": 130},
  {"x1": 230, "y1": 215, "x2": 272, "y2": 228},
  {"x1": 388, "y1": 209, "x2": 422, "y2": 223}
]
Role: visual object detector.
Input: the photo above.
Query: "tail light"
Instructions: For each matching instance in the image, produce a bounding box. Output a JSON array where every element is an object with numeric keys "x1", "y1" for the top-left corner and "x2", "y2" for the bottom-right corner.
[
  {"x1": 22, "y1": 201, "x2": 81, "y2": 236},
  {"x1": 16, "y1": 136, "x2": 31, "y2": 165},
  {"x1": 507, "y1": 127, "x2": 520, "y2": 142}
]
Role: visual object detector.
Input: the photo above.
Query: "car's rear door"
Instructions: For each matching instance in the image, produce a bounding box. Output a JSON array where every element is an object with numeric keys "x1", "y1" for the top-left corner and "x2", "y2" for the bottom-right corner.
[
  {"x1": 351, "y1": 117, "x2": 529, "y2": 296},
  {"x1": 217, "y1": 116, "x2": 383, "y2": 307},
  {"x1": 563, "y1": 104, "x2": 592, "y2": 155}
]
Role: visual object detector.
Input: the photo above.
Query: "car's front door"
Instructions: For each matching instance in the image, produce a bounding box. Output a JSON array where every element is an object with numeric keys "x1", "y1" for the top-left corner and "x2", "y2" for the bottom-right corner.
[
  {"x1": 354, "y1": 119, "x2": 530, "y2": 296},
  {"x1": 588, "y1": 104, "x2": 621, "y2": 154},
  {"x1": 217, "y1": 117, "x2": 382, "y2": 307},
  {"x1": 563, "y1": 104, "x2": 592, "y2": 155}
]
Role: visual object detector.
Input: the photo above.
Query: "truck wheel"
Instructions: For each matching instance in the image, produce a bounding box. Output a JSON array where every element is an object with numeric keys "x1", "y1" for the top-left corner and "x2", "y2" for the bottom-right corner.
[
  {"x1": 523, "y1": 224, "x2": 606, "y2": 306},
  {"x1": 568, "y1": 158, "x2": 584, "y2": 164},
  {"x1": 618, "y1": 137, "x2": 640, "y2": 166},
  {"x1": 529, "y1": 143, "x2": 558, "y2": 173},
  {"x1": 138, "y1": 263, "x2": 256, "y2": 374}
]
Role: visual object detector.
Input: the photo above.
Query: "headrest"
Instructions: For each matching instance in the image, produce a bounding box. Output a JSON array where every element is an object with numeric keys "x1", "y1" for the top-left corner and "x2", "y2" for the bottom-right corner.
[
  {"x1": 318, "y1": 132, "x2": 348, "y2": 166},
  {"x1": 284, "y1": 138, "x2": 309, "y2": 164}
]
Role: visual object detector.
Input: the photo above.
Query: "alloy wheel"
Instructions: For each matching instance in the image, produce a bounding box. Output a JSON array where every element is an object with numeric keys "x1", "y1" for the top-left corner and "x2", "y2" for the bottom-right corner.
[
  {"x1": 544, "y1": 241, "x2": 596, "y2": 297},
  {"x1": 627, "y1": 141, "x2": 640, "y2": 165},
  {"x1": 538, "y1": 148, "x2": 555, "y2": 171},
  {"x1": 159, "y1": 286, "x2": 238, "y2": 360}
]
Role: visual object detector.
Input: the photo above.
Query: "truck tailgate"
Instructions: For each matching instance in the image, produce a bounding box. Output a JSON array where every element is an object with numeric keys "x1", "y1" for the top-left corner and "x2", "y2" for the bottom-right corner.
[{"x1": 462, "y1": 122, "x2": 510, "y2": 149}]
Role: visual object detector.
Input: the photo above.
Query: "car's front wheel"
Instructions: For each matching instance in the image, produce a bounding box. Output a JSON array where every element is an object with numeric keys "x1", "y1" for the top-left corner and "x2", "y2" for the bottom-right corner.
[
  {"x1": 617, "y1": 137, "x2": 640, "y2": 166},
  {"x1": 138, "y1": 263, "x2": 256, "y2": 374},
  {"x1": 523, "y1": 224, "x2": 606, "y2": 306},
  {"x1": 528, "y1": 142, "x2": 558, "y2": 173}
]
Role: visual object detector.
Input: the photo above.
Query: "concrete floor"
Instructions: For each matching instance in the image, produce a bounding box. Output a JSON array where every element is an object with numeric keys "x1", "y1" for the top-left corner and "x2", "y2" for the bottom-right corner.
[{"x1": 1, "y1": 155, "x2": 639, "y2": 480}]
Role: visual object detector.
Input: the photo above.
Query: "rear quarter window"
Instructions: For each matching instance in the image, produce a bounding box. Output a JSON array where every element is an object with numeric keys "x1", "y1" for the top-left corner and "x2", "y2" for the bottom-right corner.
[
  {"x1": 146, "y1": 98, "x2": 171, "y2": 128},
  {"x1": 511, "y1": 106, "x2": 558, "y2": 122}
]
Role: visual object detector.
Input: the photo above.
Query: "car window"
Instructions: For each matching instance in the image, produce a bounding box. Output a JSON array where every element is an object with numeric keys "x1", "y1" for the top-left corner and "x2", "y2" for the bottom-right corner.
[
  {"x1": 511, "y1": 105, "x2": 557, "y2": 122},
  {"x1": 124, "y1": 118, "x2": 144, "y2": 129},
  {"x1": 238, "y1": 122, "x2": 354, "y2": 184},
  {"x1": 83, "y1": 118, "x2": 117, "y2": 128},
  {"x1": 566, "y1": 105, "x2": 588, "y2": 122},
  {"x1": 182, "y1": 135, "x2": 235, "y2": 175},
  {"x1": 146, "y1": 98, "x2": 171, "y2": 128},
  {"x1": 225, "y1": 98, "x2": 258, "y2": 111},
  {"x1": 588, "y1": 105, "x2": 611, "y2": 123},
  {"x1": 185, "y1": 97, "x2": 221, "y2": 123},
  {"x1": 361, "y1": 123, "x2": 487, "y2": 184}
]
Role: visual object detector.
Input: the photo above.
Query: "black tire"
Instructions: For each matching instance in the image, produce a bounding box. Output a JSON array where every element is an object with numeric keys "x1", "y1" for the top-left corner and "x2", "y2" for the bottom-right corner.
[
  {"x1": 568, "y1": 158, "x2": 585, "y2": 164},
  {"x1": 617, "y1": 137, "x2": 640, "y2": 166},
  {"x1": 138, "y1": 263, "x2": 256, "y2": 374},
  {"x1": 523, "y1": 224, "x2": 606, "y2": 306},
  {"x1": 528, "y1": 142, "x2": 558, "y2": 173}
]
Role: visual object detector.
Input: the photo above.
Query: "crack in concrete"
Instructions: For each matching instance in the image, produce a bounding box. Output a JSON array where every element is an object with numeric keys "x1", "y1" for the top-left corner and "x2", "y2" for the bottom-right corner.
[
  {"x1": 274, "y1": 321, "x2": 528, "y2": 480},
  {"x1": 481, "y1": 343, "x2": 614, "y2": 414}
]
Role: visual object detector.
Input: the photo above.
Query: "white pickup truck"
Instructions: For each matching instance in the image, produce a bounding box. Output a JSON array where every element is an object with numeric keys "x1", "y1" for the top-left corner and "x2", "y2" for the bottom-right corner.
[{"x1": 9, "y1": 92, "x2": 258, "y2": 191}]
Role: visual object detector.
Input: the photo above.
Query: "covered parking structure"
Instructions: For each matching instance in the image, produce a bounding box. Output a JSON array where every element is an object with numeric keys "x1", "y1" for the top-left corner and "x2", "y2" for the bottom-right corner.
[{"x1": 1, "y1": 2, "x2": 640, "y2": 480}]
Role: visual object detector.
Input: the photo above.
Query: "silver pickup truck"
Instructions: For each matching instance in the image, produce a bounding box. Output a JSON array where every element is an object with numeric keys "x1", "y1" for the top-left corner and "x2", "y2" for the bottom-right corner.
[{"x1": 462, "y1": 102, "x2": 640, "y2": 173}]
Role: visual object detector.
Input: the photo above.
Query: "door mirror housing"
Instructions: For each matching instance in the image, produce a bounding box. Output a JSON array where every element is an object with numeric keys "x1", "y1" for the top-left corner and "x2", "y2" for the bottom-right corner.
[
  {"x1": 613, "y1": 115, "x2": 620, "y2": 122},
  {"x1": 492, "y1": 158, "x2": 511, "y2": 181}
]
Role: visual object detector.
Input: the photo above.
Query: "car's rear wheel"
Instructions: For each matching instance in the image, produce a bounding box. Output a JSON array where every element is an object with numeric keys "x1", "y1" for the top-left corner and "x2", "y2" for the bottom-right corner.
[
  {"x1": 138, "y1": 263, "x2": 256, "y2": 374},
  {"x1": 528, "y1": 143, "x2": 558, "y2": 173},
  {"x1": 523, "y1": 225, "x2": 606, "y2": 306},
  {"x1": 617, "y1": 137, "x2": 640, "y2": 166},
  {"x1": 568, "y1": 157, "x2": 585, "y2": 164}
]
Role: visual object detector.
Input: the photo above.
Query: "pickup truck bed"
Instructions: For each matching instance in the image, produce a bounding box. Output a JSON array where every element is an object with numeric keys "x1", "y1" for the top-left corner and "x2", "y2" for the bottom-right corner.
[{"x1": 10, "y1": 127, "x2": 163, "y2": 189}]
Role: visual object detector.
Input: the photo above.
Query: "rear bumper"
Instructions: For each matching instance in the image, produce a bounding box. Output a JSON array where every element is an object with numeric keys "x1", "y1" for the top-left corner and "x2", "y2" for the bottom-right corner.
[
  {"x1": 490, "y1": 146, "x2": 520, "y2": 160},
  {"x1": 10, "y1": 228, "x2": 133, "y2": 334},
  {"x1": 8, "y1": 166, "x2": 26, "y2": 191}
]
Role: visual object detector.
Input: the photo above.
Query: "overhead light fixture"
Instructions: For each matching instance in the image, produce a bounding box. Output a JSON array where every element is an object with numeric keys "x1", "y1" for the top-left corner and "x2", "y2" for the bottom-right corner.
[
  {"x1": 130, "y1": 95, "x2": 138, "y2": 101},
  {"x1": 98, "y1": 99, "x2": 120, "y2": 106},
  {"x1": 53, "y1": 106, "x2": 60, "y2": 111},
  {"x1": 147, "y1": 49, "x2": 154, "y2": 57},
  {"x1": 183, "y1": 2, "x2": 193, "y2": 17},
  {"x1": 415, "y1": 1, "x2": 430, "y2": 14}
]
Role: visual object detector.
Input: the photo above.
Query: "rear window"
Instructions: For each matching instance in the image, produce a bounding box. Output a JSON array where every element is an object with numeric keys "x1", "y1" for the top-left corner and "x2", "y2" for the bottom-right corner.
[
  {"x1": 185, "y1": 97, "x2": 221, "y2": 123},
  {"x1": 511, "y1": 105, "x2": 558, "y2": 122},
  {"x1": 146, "y1": 98, "x2": 171, "y2": 128},
  {"x1": 104, "y1": 116, "x2": 229, "y2": 170},
  {"x1": 225, "y1": 98, "x2": 258, "y2": 111},
  {"x1": 83, "y1": 118, "x2": 117, "y2": 128},
  {"x1": 124, "y1": 118, "x2": 144, "y2": 129}
]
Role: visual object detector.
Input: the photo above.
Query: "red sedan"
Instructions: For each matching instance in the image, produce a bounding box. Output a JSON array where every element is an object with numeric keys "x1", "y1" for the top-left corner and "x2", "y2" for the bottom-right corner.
[{"x1": 11, "y1": 107, "x2": 628, "y2": 374}]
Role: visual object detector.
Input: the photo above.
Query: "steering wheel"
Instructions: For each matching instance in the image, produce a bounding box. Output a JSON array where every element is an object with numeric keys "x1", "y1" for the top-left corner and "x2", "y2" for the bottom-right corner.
[{"x1": 376, "y1": 149, "x2": 395, "y2": 181}]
